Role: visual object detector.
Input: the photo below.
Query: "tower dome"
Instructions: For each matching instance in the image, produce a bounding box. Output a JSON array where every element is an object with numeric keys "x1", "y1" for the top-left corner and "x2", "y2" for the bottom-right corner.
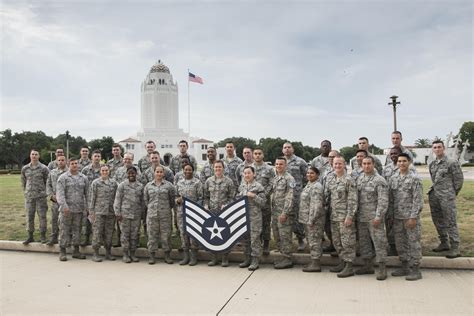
[{"x1": 150, "y1": 60, "x2": 170, "y2": 74}]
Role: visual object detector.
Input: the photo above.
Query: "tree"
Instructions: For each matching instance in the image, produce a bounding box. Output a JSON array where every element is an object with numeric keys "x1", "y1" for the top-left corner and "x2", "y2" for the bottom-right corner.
[
  {"x1": 414, "y1": 138, "x2": 431, "y2": 148},
  {"x1": 457, "y1": 121, "x2": 474, "y2": 152},
  {"x1": 216, "y1": 137, "x2": 257, "y2": 160},
  {"x1": 51, "y1": 133, "x2": 88, "y2": 159},
  {"x1": 88, "y1": 136, "x2": 116, "y2": 161},
  {"x1": 0, "y1": 129, "x2": 15, "y2": 168},
  {"x1": 10, "y1": 131, "x2": 52, "y2": 166}
]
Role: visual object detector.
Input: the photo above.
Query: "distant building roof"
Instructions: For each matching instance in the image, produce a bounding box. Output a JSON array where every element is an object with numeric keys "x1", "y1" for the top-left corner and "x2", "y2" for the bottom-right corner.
[
  {"x1": 192, "y1": 138, "x2": 213, "y2": 144},
  {"x1": 119, "y1": 137, "x2": 141, "y2": 143}
]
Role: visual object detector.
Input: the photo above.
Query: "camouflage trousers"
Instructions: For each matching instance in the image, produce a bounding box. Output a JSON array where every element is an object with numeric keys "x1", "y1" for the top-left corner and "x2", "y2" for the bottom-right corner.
[
  {"x1": 59, "y1": 212, "x2": 83, "y2": 248},
  {"x1": 147, "y1": 210, "x2": 172, "y2": 252},
  {"x1": 306, "y1": 217, "x2": 325, "y2": 260},
  {"x1": 92, "y1": 214, "x2": 116, "y2": 249},
  {"x1": 261, "y1": 205, "x2": 271, "y2": 241},
  {"x1": 429, "y1": 192, "x2": 460, "y2": 245},
  {"x1": 177, "y1": 208, "x2": 199, "y2": 251},
  {"x1": 394, "y1": 218, "x2": 422, "y2": 266},
  {"x1": 81, "y1": 216, "x2": 92, "y2": 237},
  {"x1": 292, "y1": 190, "x2": 305, "y2": 239},
  {"x1": 25, "y1": 197, "x2": 48, "y2": 233},
  {"x1": 120, "y1": 218, "x2": 141, "y2": 251},
  {"x1": 243, "y1": 211, "x2": 263, "y2": 257},
  {"x1": 271, "y1": 213, "x2": 293, "y2": 258},
  {"x1": 331, "y1": 220, "x2": 356, "y2": 263},
  {"x1": 173, "y1": 205, "x2": 180, "y2": 235},
  {"x1": 385, "y1": 211, "x2": 395, "y2": 246},
  {"x1": 50, "y1": 202, "x2": 60, "y2": 236},
  {"x1": 358, "y1": 221, "x2": 388, "y2": 263},
  {"x1": 324, "y1": 207, "x2": 332, "y2": 243}
]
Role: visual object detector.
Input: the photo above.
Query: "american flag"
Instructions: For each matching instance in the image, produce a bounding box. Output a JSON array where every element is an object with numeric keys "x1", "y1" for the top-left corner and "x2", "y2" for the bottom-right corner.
[{"x1": 188, "y1": 72, "x2": 204, "y2": 84}]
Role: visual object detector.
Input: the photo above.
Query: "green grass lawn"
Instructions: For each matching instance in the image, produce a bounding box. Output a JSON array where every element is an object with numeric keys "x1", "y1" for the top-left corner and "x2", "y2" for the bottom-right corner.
[{"x1": 1, "y1": 174, "x2": 473, "y2": 256}]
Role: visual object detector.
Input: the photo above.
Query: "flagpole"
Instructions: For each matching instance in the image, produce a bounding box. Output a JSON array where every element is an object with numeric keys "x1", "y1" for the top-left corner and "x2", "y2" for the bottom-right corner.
[{"x1": 187, "y1": 69, "x2": 191, "y2": 145}]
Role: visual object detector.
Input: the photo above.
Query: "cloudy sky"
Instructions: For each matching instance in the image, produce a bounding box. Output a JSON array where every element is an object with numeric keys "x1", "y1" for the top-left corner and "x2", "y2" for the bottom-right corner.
[{"x1": 1, "y1": 1, "x2": 472, "y2": 149}]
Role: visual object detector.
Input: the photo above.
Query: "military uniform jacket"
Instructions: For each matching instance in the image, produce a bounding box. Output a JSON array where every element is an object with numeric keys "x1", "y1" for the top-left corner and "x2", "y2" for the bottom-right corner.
[
  {"x1": 204, "y1": 176, "x2": 235, "y2": 213},
  {"x1": 78, "y1": 158, "x2": 91, "y2": 171},
  {"x1": 311, "y1": 155, "x2": 331, "y2": 183},
  {"x1": 270, "y1": 172, "x2": 295, "y2": 216},
  {"x1": 47, "y1": 160, "x2": 58, "y2": 170},
  {"x1": 428, "y1": 155, "x2": 464, "y2": 197},
  {"x1": 46, "y1": 167, "x2": 68, "y2": 198},
  {"x1": 286, "y1": 154, "x2": 308, "y2": 191},
  {"x1": 114, "y1": 180, "x2": 145, "y2": 219},
  {"x1": 199, "y1": 161, "x2": 229, "y2": 184},
  {"x1": 21, "y1": 162, "x2": 49, "y2": 199},
  {"x1": 137, "y1": 155, "x2": 152, "y2": 173},
  {"x1": 253, "y1": 162, "x2": 276, "y2": 198},
  {"x1": 350, "y1": 153, "x2": 383, "y2": 175},
  {"x1": 57, "y1": 171, "x2": 89, "y2": 213},
  {"x1": 113, "y1": 165, "x2": 143, "y2": 184},
  {"x1": 169, "y1": 154, "x2": 198, "y2": 174},
  {"x1": 299, "y1": 181, "x2": 324, "y2": 225},
  {"x1": 383, "y1": 163, "x2": 417, "y2": 181},
  {"x1": 143, "y1": 165, "x2": 174, "y2": 185},
  {"x1": 81, "y1": 163, "x2": 102, "y2": 184},
  {"x1": 176, "y1": 177, "x2": 204, "y2": 205},
  {"x1": 174, "y1": 171, "x2": 199, "y2": 185},
  {"x1": 385, "y1": 145, "x2": 413, "y2": 165},
  {"x1": 356, "y1": 173, "x2": 388, "y2": 222},
  {"x1": 389, "y1": 172, "x2": 423, "y2": 219},
  {"x1": 235, "y1": 161, "x2": 254, "y2": 186},
  {"x1": 89, "y1": 178, "x2": 118, "y2": 216},
  {"x1": 237, "y1": 180, "x2": 266, "y2": 214},
  {"x1": 225, "y1": 156, "x2": 243, "y2": 187},
  {"x1": 106, "y1": 157, "x2": 124, "y2": 177},
  {"x1": 144, "y1": 180, "x2": 176, "y2": 217},
  {"x1": 324, "y1": 173, "x2": 357, "y2": 222}
]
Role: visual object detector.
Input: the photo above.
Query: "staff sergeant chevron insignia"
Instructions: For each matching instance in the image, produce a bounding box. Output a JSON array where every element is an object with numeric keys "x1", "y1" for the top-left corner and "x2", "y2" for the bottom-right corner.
[{"x1": 182, "y1": 196, "x2": 250, "y2": 253}]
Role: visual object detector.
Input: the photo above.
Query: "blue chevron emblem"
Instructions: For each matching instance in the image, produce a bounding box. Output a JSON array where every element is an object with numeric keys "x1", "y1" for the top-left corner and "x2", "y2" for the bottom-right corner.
[{"x1": 182, "y1": 196, "x2": 250, "y2": 253}]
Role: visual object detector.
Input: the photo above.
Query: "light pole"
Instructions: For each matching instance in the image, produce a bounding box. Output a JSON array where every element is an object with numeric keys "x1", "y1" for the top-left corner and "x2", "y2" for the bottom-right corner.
[
  {"x1": 65, "y1": 130, "x2": 70, "y2": 161},
  {"x1": 389, "y1": 95, "x2": 400, "y2": 131}
]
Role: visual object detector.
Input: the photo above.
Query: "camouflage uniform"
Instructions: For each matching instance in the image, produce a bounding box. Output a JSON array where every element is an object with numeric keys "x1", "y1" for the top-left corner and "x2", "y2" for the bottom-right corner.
[
  {"x1": 173, "y1": 171, "x2": 199, "y2": 185},
  {"x1": 114, "y1": 180, "x2": 145, "y2": 252},
  {"x1": 47, "y1": 160, "x2": 58, "y2": 171},
  {"x1": 384, "y1": 145, "x2": 414, "y2": 166},
  {"x1": 89, "y1": 178, "x2": 118, "y2": 249},
  {"x1": 199, "y1": 161, "x2": 229, "y2": 184},
  {"x1": 169, "y1": 154, "x2": 198, "y2": 174},
  {"x1": 81, "y1": 163, "x2": 102, "y2": 241},
  {"x1": 144, "y1": 180, "x2": 176, "y2": 253},
  {"x1": 299, "y1": 181, "x2": 324, "y2": 259},
  {"x1": 56, "y1": 171, "x2": 89, "y2": 248},
  {"x1": 142, "y1": 165, "x2": 174, "y2": 185},
  {"x1": 238, "y1": 181, "x2": 266, "y2": 257},
  {"x1": 106, "y1": 157, "x2": 124, "y2": 178},
  {"x1": 311, "y1": 155, "x2": 332, "y2": 184},
  {"x1": 78, "y1": 158, "x2": 91, "y2": 171},
  {"x1": 356, "y1": 173, "x2": 388, "y2": 263},
  {"x1": 253, "y1": 162, "x2": 276, "y2": 243},
  {"x1": 21, "y1": 162, "x2": 49, "y2": 234},
  {"x1": 113, "y1": 165, "x2": 143, "y2": 184},
  {"x1": 225, "y1": 156, "x2": 243, "y2": 187},
  {"x1": 235, "y1": 161, "x2": 254, "y2": 186},
  {"x1": 176, "y1": 177, "x2": 203, "y2": 251},
  {"x1": 137, "y1": 155, "x2": 152, "y2": 173},
  {"x1": 389, "y1": 172, "x2": 423, "y2": 266},
  {"x1": 270, "y1": 172, "x2": 295, "y2": 258},
  {"x1": 286, "y1": 154, "x2": 308, "y2": 240},
  {"x1": 428, "y1": 155, "x2": 464, "y2": 247},
  {"x1": 324, "y1": 173, "x2": 357, "y2": 263},
  {"x1": 46, "y1": 166, "x2": 68, "y2": 238},
  {"x1": 351, "y1": 153, "x2": 383, "y2": 175},
  {"x1": 350, "y1": 166, "x2": 364, "y2": 180}
]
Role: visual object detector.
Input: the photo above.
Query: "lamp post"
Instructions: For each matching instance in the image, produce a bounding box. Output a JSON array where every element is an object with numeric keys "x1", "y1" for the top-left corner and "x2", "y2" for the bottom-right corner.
[
  {"x1": 65, "y1": 130, "x2": 70, "y2": 161},
  {"x1": 389, "y1": 95, "x2": 400, "y2": 131}
]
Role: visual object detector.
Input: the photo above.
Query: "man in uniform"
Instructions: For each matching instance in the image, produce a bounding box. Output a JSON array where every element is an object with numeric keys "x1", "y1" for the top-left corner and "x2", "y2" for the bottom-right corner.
[
  {"x1": 56, "y1": 158, "x2": 89, "y2": 261},
  {"x1": 270, "y1": 157, "x2": 295, "y2": 269},
  {"x1": 46, "y1": 155, "x2": 68, "y2": 245},
  {"x1": 389, "y1": 153, "x2": 424, "y2": 280},
  {"x1": 311, "y1": 140, "x2": 332, "y2": 182},
  {"x1": 47, "y1": 148, "x2": 65, "y2": 170},
  {"x1": 224, "y1": 142, "x2": 243, "y2": 187},
  {"x1": 429, "y1": 140, "x2": 464, "y2": 258},
  {"x1": 351, "y1": 149, "x2": 368, "y2": 180},
  {"x1": 114, "y1": 152, "x2": 142, "y2": 184},
  {"x1": 282, "y1": 142, "x2": 307, "y2": 251},
  {"x1": 252, "y1": 148, "x2": 275, "y2": 255},
  {"x1": 142, "y1": 151, "x2": 174, "y2": 184},
  {"x1": 200, "y1": 147, "x2": 224, "y2": 184},
  {"x1": 235, "y1": 146, "x2": 254, "y2": 185},
  {"x1": 106, "y1": 143, "x2": 124, "y2": 177},
  {"x1": 350, "y1": 137, "x2": 383, "y2": 174},
  {"x1": 21, "y1": 149, "x2": 50, "y2": 244},
  {"x1": 78, "y1": 146, "x2": 91, "y2": 171},
  {"x1": 356, "y1": 156, "x2": 389, "y2": 280},
  {"x1": 138, "y1": 140, "x2": 157, "y2": 173},
  {"x1": 169, "y1": 140, "x2": 198, "y2": 174},
  {"x1": 385, "y1": 131, "x2": 413, "y2": 165}
]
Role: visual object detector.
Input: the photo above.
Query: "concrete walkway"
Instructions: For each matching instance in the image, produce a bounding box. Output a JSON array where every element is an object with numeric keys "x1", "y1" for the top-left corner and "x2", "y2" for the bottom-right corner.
[{"x1": 1, "y1": 251, "x2": 473, "y2": 315}]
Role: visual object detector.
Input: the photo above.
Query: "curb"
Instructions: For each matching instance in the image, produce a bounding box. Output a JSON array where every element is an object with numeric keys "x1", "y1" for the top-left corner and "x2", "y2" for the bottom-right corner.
[{"x1": 1, "y1": 240, "x2": 472, "y2": 270}]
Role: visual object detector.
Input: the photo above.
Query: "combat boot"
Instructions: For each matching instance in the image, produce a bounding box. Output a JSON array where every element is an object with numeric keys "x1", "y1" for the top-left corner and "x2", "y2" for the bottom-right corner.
[
  {"x1": 297, "y1": 237, "x2": 306, "y2": 252},
  {"x1": 105, "y1": 247, "x2": 116, "y2": 261},
  {"x1": 92, "y1": 247, "x2": 103, "y2": 262},
  {"x1": 46, "y1": 234, "x2": 58, "y2": 246},
  {"x1": 130, "y1": 250, "x2": 140, "y2": 262},
  {"x1": 189, "y1": 250, "x2": 198, "y2": 266},
  {"x1": 40, "y1": 232, "x2": 47, "y2": 244},
  {"x1": 208, "y1": 254, "x2": 218, "y2": 266},
  {"x1": 387, "y1": 244, "x2": 398, "y2": 256},
  {"x1": 239, "y1": 255, "x2": 251, "y2": 268},
  {"x1": 263, "y1": 240, "x2": 270, "y2": 256},
  {"x1": 446, "y1": 244, "x2": 461, "y2": 259},
  {"x1": 329, "y1": 260, "x2": 345, "y2": 273},
  {"x1": 179, "y1": 250, "x2": 190, "y2": 265},
  {"x1": 274, "y1": 257, "x2": 293, "y2": 269},
  {"x1": 122, "y1": 249, "x2": 131, "y2": 263},
  {"x1": 72, "y1": 246, "x2": 86, "y2": 259},
  {"x1": 81, "y1": 234, "x2": 90, "y2": 247},
  {"x1": 248, "y1": 256, "x2": 259, "y2": 271},
  {"x1": 406, "y1": 265, "x2": 422, "y2": 281},
  {"x1": 23, "y1": 232, "x2": 34, "y2": 245},
  {"x1": 164, "y1": 251, "x2": 174, "y2": 264},
  {"x1": 323, "y1": 243, "x2": 335, "y2": 253},
  {"x1": 432, "y1": 241, "x2": 450, "y2": 252},
  {"x1": 148, "y1": 252, "x2": 156, "y2": 265},
  {"x1": 303, "y1": 259, "x2": 321, "y2": 272},
  {"x1": 355, "y1": 258, "x2": 375, "y2": 275},
  {"x1": 59, "y1": 247, "x2": 67, "y2": 261},
  {"x1": 391, "y1": 261, "x2": 409, "y2": 276},
  {"x1": 337, "y1": 262, "x2": 354, "y2": 278},
  {"x1": 221, "y1": 254, "x2": 229, "y2": 267},
  {"x1": 376, "y1": 262, "x2": 387, "y2": 281}
]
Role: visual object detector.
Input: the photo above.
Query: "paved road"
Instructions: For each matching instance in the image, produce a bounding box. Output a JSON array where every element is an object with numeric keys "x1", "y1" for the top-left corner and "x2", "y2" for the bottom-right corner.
[{"x1": 1, "y1": 251, "x2": 472, "y2": 315}]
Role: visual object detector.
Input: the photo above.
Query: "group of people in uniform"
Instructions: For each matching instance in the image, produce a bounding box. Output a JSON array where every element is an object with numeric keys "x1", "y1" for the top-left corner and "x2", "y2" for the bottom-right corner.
[{"x1": 20, "y1": 131, "x2": 464, "y2": 281}]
